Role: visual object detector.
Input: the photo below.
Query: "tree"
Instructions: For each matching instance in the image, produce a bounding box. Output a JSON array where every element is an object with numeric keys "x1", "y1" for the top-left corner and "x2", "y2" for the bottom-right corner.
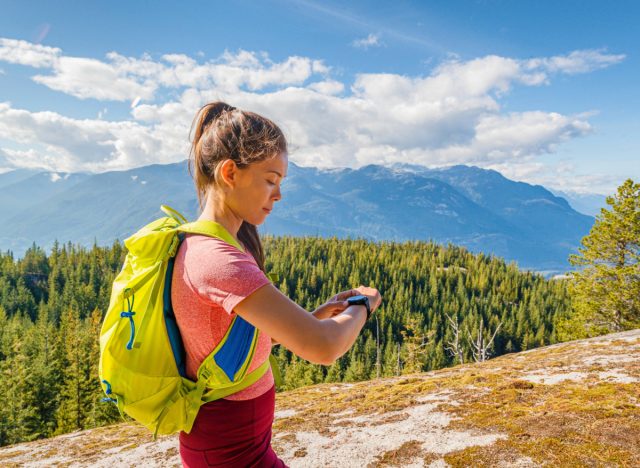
[
  {"x1": 466, "y1": 316, "x2": 502, "y2": 362},
  {"x1": 444, "y1": 313, "x2": 464, "y2": 364},
  {"x1": 565, "y1": 179, "x2": 640, "y2": 337},
  {"x1": 400, "y1": 316, "x2": 433, "y2": 374}
]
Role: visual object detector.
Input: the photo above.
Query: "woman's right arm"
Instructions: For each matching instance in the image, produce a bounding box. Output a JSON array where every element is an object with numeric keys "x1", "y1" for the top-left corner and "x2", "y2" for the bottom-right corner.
[{"x1": 234, "y1": 283, "x2": 377, "y2": 365}]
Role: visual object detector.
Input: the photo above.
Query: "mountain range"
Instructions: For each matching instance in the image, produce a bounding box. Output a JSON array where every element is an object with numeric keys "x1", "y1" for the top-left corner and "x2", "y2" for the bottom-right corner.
[{"x1": 0, "y1": 161, "x2": 596, "y2": 274}]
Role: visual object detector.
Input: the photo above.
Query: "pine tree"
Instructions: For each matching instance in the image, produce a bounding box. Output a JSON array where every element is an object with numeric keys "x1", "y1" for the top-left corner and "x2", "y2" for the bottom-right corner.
[
  {"x1": 400, "y1": 315, "x2": 433, "y2": 374},
  {"x1": 564, "y1": 179, "x2": 640, "y2": 338}
]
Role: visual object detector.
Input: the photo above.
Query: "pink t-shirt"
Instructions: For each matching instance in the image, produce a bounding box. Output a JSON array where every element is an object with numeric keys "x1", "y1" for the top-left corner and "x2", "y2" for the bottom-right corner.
[{"x1": 171, "y1": 233, "x2": 274, "y2": 401}]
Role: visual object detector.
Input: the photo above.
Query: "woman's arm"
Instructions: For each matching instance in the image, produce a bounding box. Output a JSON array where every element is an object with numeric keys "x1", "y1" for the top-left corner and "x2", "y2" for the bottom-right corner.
[{"x1": 235, "y1": 283, "x2": 369, "y2": 365}]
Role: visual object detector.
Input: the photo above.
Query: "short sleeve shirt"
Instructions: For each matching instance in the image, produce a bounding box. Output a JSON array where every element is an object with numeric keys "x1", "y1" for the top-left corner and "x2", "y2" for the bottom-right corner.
[{"x1": 171, "y1": 233, "x2": 274, "y2": 400}]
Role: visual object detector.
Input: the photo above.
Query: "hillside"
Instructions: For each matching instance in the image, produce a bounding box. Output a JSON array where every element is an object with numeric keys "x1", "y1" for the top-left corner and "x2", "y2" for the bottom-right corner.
[{"x1": 1, "y1": 329, "x2": 638, "y2": 467}]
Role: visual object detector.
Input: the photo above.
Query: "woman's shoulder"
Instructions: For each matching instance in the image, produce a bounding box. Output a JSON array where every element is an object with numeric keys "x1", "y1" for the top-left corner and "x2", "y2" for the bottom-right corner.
[
  {"x1": 181, "y1": 233, "x2": 248, "y2": 259},
  {"x1": 179, "y1": 234, "x2": 261, "y2": 279}
]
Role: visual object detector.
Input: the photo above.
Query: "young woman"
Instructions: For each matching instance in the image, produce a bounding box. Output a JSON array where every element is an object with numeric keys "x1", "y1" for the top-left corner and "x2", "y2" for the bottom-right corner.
[{"x1": 172, "y1": 102, "x2": 382, "y2": 467}]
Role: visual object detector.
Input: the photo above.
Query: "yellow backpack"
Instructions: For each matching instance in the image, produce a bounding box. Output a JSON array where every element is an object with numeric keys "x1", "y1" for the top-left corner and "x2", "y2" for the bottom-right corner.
[{"x1": 99, "y1": 205, "x2": 281, "y2": 438}]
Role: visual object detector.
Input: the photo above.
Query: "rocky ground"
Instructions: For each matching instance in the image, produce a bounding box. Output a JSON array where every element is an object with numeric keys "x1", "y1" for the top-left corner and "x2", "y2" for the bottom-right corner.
[{"x1": 1, "y1": 329, "x2": 638, "y2": 467}]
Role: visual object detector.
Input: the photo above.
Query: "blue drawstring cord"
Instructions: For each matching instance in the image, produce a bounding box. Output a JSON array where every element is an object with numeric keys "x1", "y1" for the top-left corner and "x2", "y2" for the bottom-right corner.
[
  {"x1": 121, "y1": 290, "x2": 136, "y2": 350},
  {"x1": 101, "y1": 379, "x2": 117, "y2": 404}
]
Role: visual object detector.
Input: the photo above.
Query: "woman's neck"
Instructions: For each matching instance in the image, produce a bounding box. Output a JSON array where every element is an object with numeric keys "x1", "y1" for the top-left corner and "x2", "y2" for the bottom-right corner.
[{"x1": 198, "y1": 196, "x2": 243, "y2": 244}]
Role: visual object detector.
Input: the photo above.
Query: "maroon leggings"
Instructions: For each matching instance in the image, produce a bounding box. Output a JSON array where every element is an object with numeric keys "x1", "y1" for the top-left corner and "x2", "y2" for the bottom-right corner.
[{"x1": 179, "y1": 384, "x2": 287, "y2": 467}]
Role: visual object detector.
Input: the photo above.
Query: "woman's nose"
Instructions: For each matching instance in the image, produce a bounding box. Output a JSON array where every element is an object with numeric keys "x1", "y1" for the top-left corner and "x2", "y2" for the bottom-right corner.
[{"x1": 272, "y1": 186, "x2": 282, "y2": 201}]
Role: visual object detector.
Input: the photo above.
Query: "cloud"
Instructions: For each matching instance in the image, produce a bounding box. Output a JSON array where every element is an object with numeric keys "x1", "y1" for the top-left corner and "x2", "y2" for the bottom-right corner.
[
  {"x1": 352, "y1": 33, "x2": 382, "y2": 50},
  {"x1": 0, "y1": 40, "x2": 331, "y2": 102},
  {"x1": 0, "y1": 102, "x2": 178, "y2": 172},
  {"x1": 33, "y1": 56, "x2": 157, "y2": 101},
  {"x1": 0, "y1": 38, "x2": 627, "y2": 192},
  {"x1": 527, "y1": 49, "x2": 626, "y2": 75},
  {"x1": 0, "y1": 38, "x2": 60, "y2": 68},
  {"x1": 307, "y1": 80, "x2": 345, "y2": 95},
  {"x1": 488, "y1": 159, "x2": 621, "y2": 195}
]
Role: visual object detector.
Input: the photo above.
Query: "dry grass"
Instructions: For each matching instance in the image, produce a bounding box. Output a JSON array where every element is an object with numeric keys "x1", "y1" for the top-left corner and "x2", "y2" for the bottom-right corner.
[{"x1": 368, "y1": 440, "x2": 426, "y2": 467}]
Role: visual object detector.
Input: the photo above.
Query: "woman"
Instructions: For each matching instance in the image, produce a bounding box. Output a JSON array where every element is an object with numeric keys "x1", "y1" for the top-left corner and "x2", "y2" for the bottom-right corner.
[{"x1": 172, "y1": 102, "x2": 382, "y2": 467}]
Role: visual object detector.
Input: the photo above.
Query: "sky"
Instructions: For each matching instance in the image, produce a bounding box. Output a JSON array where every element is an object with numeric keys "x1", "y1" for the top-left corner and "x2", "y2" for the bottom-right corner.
[{"x1": 0, "y1": 0, "x2": 638, "y2": 195}]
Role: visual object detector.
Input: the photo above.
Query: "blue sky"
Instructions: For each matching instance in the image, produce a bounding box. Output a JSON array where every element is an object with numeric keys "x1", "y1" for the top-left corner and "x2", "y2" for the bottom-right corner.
[{"x1": 0, "y1": 0, "x2": 637, "y2": 194}]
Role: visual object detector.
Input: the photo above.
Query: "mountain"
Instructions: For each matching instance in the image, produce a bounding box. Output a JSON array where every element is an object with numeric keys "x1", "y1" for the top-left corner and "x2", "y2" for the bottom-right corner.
[
  {"x1": 1, "y1": 329, "x2": 637, "y2": 466},
  {"x1": 549, "y1": 188, "x2": 608, "y2": 217},
  {"x1": 0, "y1": 161, "x2": 594, "y2": 273},
  {"x1": 0, "y1": 171, "x2": 90, "y2": 220}
]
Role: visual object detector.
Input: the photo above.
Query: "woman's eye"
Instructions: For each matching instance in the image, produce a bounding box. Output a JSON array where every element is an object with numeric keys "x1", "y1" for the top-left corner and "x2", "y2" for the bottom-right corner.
[{"x1": 267, "y1": 180, "x2": 276, "y2": 186}]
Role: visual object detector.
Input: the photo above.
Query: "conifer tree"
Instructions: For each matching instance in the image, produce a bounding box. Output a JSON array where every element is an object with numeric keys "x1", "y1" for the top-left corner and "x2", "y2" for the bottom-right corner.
[
  {"x1": 400, "y1": 316, "x2": 433, "y2": 374},
  {"x1": 564, "y1": 179, "x2": 640, "y2": 338}
]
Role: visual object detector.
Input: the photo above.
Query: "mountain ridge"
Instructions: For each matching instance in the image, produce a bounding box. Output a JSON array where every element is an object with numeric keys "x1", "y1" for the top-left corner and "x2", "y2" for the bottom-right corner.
[{"x1": 0, "y1": 161, "x2": 594, "y2": 274}]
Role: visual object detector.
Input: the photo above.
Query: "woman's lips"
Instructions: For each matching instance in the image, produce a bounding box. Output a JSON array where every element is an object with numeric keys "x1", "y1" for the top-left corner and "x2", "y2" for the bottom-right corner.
[{"x1": 263, "y1": 208, "x2": 271, "y2": 213}]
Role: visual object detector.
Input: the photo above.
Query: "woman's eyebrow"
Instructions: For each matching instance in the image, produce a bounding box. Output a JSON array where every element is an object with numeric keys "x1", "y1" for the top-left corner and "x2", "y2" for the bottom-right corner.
[{"x1": 266, "y1": 170, "x2": 286, "y2": 178}]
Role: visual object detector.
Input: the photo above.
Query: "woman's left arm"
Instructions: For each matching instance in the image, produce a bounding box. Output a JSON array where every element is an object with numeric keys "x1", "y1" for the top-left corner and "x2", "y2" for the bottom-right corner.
[{"x1": 270, "y1": 289, "x2": 359, "y2": 346}]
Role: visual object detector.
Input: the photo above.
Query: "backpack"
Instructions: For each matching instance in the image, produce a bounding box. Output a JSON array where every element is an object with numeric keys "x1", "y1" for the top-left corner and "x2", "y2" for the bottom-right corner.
[{"x1": 99, "y1": 205, "x2": 282, "y2": 438}]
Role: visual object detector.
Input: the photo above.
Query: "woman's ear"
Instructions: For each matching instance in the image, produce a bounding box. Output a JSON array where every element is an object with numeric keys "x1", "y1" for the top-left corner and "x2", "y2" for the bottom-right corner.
[{"x1": 219, "y1": 159, "x2": 238, "y2": 190}]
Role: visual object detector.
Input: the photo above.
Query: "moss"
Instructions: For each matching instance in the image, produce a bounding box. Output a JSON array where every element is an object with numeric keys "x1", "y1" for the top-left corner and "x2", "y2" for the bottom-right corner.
[
  {"x1": 368, "y1": 440, "x2": 425, "y2": 467},
  {"x1": 293, "y1": 448, "x2": 308, "y2": 457},
  {"x1": 442, "y1": 372, "x2": 640, "y2": 465}
]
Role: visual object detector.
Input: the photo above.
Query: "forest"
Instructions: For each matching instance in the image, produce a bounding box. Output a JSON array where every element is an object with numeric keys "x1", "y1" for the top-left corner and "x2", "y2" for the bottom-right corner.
[{"x1": 0, "y1": 236, "x2": 571, "y2": 446}]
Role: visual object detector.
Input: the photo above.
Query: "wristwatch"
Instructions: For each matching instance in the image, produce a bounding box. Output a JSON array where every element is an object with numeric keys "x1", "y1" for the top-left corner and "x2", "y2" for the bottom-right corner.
[{"x1": 347, "y1": 294, "x2": 371, "y2": 320}]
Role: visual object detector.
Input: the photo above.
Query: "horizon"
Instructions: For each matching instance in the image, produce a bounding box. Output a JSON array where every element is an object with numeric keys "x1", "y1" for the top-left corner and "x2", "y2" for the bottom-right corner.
[{"x1": 1, "y1": 0, "x2": 638, "y2": 195}]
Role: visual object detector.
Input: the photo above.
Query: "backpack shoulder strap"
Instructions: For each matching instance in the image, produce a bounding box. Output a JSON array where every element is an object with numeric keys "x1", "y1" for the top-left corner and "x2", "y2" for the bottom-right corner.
[{"x1": 177, "y1": 220, "x2": 245, "y2": 253}]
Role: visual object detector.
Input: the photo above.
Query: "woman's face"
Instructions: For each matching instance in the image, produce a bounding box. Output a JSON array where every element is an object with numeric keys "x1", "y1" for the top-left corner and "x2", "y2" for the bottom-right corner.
[{"x1": 228, "y1": 152, "x2": 288, "y2": 225}]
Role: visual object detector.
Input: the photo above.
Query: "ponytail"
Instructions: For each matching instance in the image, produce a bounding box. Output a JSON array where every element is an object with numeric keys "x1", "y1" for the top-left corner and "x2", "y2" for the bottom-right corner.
[{"x1": 238, "y1": 222, "x2": 266, "y2": 272}]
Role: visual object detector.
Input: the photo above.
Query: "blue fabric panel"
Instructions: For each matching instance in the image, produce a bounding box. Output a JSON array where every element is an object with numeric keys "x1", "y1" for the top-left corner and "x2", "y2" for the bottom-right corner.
[
  {"x1": 214, "y1": 316, "x2": 255, "y2": 381},
  {"x1": 163, "y1": 238, "x2": 187, "y2": 378}
]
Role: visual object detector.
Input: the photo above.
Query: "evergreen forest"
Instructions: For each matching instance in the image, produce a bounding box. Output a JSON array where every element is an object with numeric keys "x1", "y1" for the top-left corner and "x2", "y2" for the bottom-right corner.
[{"x1": 0, "y1": 236, "x2": 572, "y2": 446}]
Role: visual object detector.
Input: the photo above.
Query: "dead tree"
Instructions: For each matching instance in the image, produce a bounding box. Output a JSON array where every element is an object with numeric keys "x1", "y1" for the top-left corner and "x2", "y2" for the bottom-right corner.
[
  {"x1": 445, "y1": 313, "x2": 465, "y2": 364},
  {"x1": 466, "y1": 318, "x2": 502, "y2": 363}
]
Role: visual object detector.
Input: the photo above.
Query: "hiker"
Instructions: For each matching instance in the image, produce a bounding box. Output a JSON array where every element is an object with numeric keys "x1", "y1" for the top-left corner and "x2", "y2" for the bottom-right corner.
[{"x1": 172, "y1": 102, "x2": 383, "y2": 467}]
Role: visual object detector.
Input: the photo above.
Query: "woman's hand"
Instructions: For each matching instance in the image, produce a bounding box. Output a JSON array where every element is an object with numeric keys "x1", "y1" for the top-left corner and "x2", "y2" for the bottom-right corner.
[
  {"x1": 354, "y1": 285, "x2": 382, "y2": 314},
  {"x1": 312, "y1": 289, "x2": 361, "y2": 320}
]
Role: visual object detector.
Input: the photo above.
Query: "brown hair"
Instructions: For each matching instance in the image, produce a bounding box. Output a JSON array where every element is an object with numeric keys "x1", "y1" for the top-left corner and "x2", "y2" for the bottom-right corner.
[{"x1": 189, "y1": 101, "x2": 287, "y2": 272}]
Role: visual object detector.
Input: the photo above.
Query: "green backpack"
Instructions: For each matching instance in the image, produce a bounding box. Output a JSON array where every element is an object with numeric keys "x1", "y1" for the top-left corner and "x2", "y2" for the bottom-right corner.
[{"x1": 99, "y1": 205, "x2": 282, "y2": 438}]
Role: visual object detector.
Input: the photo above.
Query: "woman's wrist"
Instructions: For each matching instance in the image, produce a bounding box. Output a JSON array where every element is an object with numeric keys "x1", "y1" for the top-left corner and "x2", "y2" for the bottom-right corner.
[{"x1": 346, "y1": 304, "x2": 368, "y2": 325}]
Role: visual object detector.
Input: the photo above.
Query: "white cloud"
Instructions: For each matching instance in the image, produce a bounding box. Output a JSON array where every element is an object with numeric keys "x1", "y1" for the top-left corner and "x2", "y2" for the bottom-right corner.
[
  {"x1": 308, "y1": 80, "x2": 344, "y2": 95},
  {"x1": 488, "y1": 159, "x2": 621, "y2": 195},
  {"x1": 352, "y1": 33, "x2": 382, "y2": 49},
  {"x1": 0, "y1": 38, "x2": 627, "y2": 192},
  {"x1": 0, "y1": 102, "x2": 179, "y2": 172},
  {"x1": 33, "y1": 56, "x2": 157, "y2": 101},
  {"x1": 0, "y1": 39, "x2": 332, "y2": 102},
  {"x1": 0, "y1": 38, "x2": 60, "y2": 68},
  {"x1": 527, "y1": 49, "x2": 626, "y2": 75}
]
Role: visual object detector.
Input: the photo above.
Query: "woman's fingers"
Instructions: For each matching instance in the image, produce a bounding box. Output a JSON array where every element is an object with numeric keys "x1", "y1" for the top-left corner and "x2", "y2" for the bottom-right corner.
[{"x1": 334, "y1": 289, "x2": 359, "y2": 301}]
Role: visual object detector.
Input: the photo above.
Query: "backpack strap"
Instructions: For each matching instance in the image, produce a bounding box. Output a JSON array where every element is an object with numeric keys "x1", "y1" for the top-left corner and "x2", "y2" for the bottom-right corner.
[
  {"x1": 160, "y1": 205, "x2": 188, "y2": 224},
  {"x1": 200, "y1": 357, "x2": 272, "y2": 403},
  {"x1": 177, "y1": 220, "x2": 245, "y2": 253},
  {"x1": 269, "y1": 354, "x2": 282, "y2": 388}
]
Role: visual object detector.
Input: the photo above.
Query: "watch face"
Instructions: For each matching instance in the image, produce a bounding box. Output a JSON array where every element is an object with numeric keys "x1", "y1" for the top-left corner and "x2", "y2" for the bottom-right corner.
[{"x1": 348, "y1": 295, "x2": 367, "y2": 303}]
